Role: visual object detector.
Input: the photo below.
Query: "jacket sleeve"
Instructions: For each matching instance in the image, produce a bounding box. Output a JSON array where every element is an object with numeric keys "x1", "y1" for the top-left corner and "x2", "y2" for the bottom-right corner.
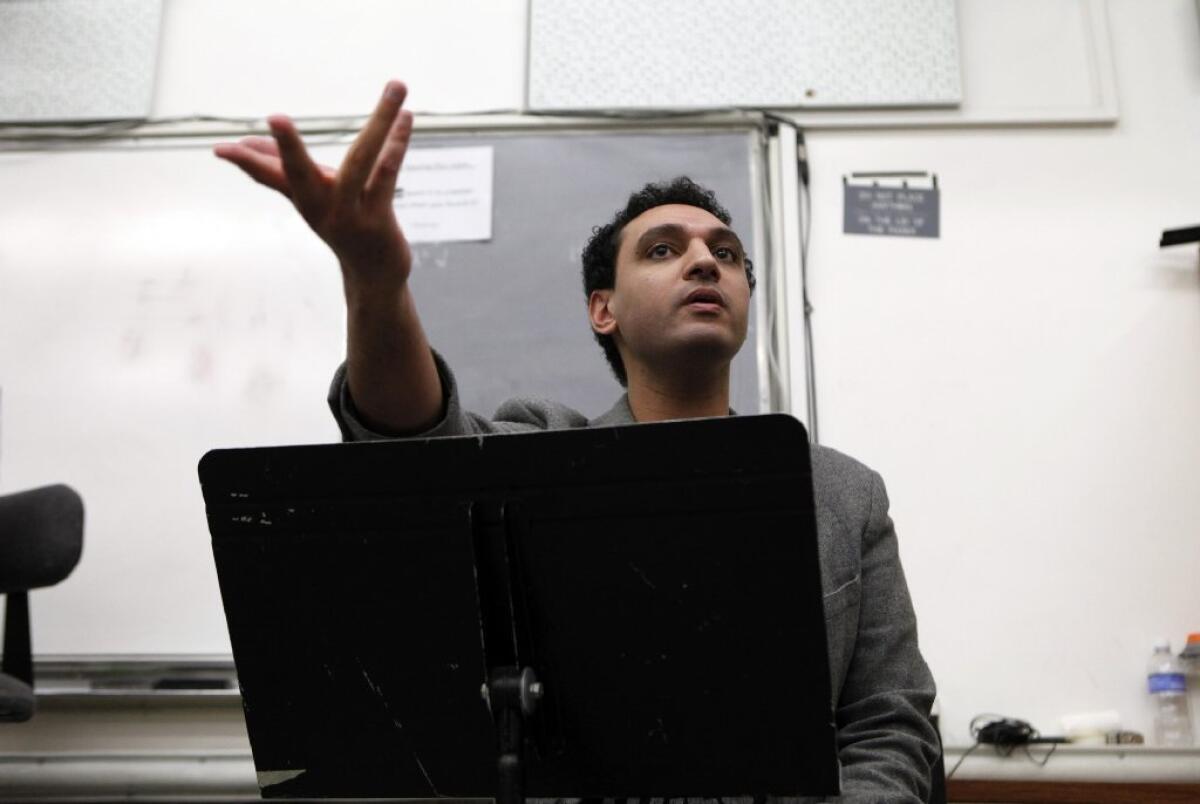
[
  {"x1": 326, "y1": 350, "x2": 502, "y2": 442},
  {"x1": 327, "y1": 349, "x2": 585, "y2": 441},
  {"x1": 833, "y1": 470, "x2": 940, "y2": 803}
]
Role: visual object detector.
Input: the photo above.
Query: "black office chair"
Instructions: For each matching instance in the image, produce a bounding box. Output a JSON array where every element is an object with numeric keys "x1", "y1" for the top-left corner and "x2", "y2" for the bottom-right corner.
[{"x1": 0, "y1": 484, "x2": 84, "y2": 722}]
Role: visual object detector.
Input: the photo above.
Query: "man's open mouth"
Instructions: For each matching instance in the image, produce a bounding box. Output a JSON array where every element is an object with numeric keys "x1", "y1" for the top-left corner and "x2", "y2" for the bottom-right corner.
[{"x1": 683, "y1": 287, "x2": 726, "y2": 308}]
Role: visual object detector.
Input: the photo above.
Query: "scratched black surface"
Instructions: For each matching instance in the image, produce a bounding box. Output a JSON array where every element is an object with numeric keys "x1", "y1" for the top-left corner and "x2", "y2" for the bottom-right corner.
[{"x1": 199, "y1": 414, "x2": 838, "y2": 798}]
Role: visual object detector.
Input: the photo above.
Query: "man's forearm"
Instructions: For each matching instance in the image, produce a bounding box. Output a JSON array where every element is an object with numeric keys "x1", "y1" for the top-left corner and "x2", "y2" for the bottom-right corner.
[
  {"x1": 344, "y1": 280, "x2": 443, "y2": 435},
  {"x1": 836, "y1": 687, "x2": 938, "y2": 802}
]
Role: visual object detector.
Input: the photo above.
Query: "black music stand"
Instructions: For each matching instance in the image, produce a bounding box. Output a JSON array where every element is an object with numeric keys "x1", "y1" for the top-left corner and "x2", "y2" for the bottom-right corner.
[{"x1": 199, "y1": 414, "x2": 839, "y2": 800}]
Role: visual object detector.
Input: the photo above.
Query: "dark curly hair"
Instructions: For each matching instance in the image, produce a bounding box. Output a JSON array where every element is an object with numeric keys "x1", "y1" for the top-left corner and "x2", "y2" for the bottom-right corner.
[{"x1": 581, "y1": 176, "x2": 756, "y2": 386}]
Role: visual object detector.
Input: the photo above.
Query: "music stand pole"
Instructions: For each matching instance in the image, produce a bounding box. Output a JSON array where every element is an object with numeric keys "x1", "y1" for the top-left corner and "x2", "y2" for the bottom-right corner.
[{"x1": 484, "y1": 666, "x2": 542, "y2": 804}]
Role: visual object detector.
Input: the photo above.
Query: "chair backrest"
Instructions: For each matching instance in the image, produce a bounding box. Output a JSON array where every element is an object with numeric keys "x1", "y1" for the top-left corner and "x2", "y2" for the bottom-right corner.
[
  {"x1": 0, "y1": 484, "x2": 84, "y2": 594},
  {"x1": 0, "y1": 484, "x2": 84, "y2": 723}
]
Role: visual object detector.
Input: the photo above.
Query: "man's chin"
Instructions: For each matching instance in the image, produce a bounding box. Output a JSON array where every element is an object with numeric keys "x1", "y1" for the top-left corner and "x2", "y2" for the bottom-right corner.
[
  {"x1": 680, "y1": 324, "x2": 747, "y2": 355},
  {"x1": 659, "y1": 332, "x2": 746, "y2": 372}
]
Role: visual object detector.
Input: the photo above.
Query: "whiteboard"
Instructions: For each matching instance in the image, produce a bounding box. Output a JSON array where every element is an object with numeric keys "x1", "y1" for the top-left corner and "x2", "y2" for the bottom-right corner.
[{"x1": 0, "y1": 127, "x2": 763, "y2": 656}]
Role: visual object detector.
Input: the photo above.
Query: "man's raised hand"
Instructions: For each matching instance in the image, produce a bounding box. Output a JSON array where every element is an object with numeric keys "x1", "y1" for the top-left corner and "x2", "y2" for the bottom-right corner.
[
  {"x1": 213, "y1": 80, "x2": 416, "y2": 293},
  {"x1": 215, "y1": 80, "x2": 443, "y2": 434}
]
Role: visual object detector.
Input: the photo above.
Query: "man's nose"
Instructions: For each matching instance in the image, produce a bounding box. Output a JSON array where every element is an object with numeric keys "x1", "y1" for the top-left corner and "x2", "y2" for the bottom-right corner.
[{"x1": 683, "y1": 241, "x2": 720, "y2": 282}]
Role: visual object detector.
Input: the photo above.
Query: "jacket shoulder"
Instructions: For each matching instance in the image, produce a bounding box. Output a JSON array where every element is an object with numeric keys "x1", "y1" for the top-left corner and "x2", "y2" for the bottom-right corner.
[
  {"x1": 491, "y1": 396, "x2": 591, "y2": 430},
  {"x1": 809, "y1": 443, "x2": 883, "y2": 521}
]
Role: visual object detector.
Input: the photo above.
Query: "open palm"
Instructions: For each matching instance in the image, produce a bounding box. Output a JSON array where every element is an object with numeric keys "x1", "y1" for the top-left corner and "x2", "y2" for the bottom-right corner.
[{"x1": 214, "y1": 80, "x2": 416, "y2": 290}]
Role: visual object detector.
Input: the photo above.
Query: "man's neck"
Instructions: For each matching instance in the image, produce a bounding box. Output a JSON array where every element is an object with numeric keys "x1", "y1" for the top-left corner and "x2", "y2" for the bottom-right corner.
[{"x1": 625, "y1": 362, "x2": 731, "y2": 422}]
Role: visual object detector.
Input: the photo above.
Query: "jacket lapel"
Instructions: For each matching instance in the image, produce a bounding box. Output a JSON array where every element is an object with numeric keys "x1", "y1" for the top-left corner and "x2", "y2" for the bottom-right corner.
[
  {"x1": 588, "y1": 394, "x2": 637, "y2": 427},
  {"x1": 588, "y1": 395, "x2": 739, "y2": 427}
]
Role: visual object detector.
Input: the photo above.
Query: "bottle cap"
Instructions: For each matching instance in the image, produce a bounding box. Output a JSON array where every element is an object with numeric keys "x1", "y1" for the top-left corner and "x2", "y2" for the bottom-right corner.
[
  {"x1": 1182, "y1": 633, "x2": 1200, "y2": 657},
  {"x1": 1153, "y1": 638, "x2": 1171, "y2": 652}
]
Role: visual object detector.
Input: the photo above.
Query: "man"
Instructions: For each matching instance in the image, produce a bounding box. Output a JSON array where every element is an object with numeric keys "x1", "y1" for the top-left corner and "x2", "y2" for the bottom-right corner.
[{"x1": 216, "y1": 81, "x2": 940, "y2": 802}]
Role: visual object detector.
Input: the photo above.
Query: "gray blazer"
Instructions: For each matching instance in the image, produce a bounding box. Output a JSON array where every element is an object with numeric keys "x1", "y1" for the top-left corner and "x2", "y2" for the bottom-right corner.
[{"x1": 329, "y1": 354, "x2": 939, "y2": 803}]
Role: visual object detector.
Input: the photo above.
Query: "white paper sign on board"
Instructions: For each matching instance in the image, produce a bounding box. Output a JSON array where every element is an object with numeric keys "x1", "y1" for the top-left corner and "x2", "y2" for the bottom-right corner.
[{"x1": 393, "y1": 146, "x2": 494, "y2": 244}]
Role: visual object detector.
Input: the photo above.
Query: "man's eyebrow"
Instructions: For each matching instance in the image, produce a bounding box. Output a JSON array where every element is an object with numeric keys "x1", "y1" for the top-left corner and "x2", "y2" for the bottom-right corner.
[{"x1": 633, "y1": 223, "x2": 746, "y2": 253}]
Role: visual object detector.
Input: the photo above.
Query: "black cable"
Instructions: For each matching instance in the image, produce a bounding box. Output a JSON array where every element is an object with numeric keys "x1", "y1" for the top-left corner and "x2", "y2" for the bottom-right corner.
[
  {"x1": 947, "y1": 714, "x2": 1067, "y2": 779},
  {"x1": 754, "y1": 124, "x2": 785, "y2": 413},
  {"x1": 759, "y1": 112, "x2": 818, "y2": 441},
  {"x1": 944, "y1": 740, "x2": 980, "y2": 779},
  {"x1": 1023, "y1": 742, "x2": 1059, "y2": 767},
  {"x1": 797, "y1": 136, "x2": 818, "y2": 442}
]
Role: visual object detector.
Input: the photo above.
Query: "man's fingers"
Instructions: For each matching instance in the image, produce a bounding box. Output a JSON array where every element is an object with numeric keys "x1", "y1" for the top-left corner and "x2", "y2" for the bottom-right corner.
[
  {"x1": 364, "y1": 109, "x2": 414, "y2": 209},
  {"x1": 213, "y1": 143, "x2": 291, "y2": 197},
  {"x1": 267, "y1": 115, "x2": 325, "y2": 211},
  {"x1": 337, "y1": 81, "x2": 407, "y2": 201},
  {"x1": 240, "y1": 136, "x2": 280, "y2": 157},
  {"x1": 243, "y1": 135, "x2": 336, "y2": 180}
]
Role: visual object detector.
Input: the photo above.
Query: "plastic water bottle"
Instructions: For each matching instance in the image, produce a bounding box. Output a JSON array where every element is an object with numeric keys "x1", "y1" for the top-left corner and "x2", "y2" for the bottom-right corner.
[
  {"x1": 1181, "y1": 633, "x2": 1200, "y2": 742},
  {"x1": 1148, "y1": 639, "x2": 1194, "y2": 747}
]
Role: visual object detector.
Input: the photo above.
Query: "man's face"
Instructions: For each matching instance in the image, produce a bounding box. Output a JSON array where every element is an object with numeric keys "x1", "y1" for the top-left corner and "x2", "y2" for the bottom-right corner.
[{"x1": 588, "y1": 204, "x2": 751, "y2": 379}]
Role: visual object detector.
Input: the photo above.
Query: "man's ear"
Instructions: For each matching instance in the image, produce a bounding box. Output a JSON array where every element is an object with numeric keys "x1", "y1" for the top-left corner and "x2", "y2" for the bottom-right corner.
[{"x1": 588, "y1": 289, "x2": 618, "y2": 336}]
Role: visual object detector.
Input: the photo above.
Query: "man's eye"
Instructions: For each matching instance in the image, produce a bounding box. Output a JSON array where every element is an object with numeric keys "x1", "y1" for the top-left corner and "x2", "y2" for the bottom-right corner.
[
  {"x1": 714, "y1": 247, "x2": 738, "y2": 261},
  {"x1": 649, "y1": 244, "x2": 673, "y2": 258}
]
